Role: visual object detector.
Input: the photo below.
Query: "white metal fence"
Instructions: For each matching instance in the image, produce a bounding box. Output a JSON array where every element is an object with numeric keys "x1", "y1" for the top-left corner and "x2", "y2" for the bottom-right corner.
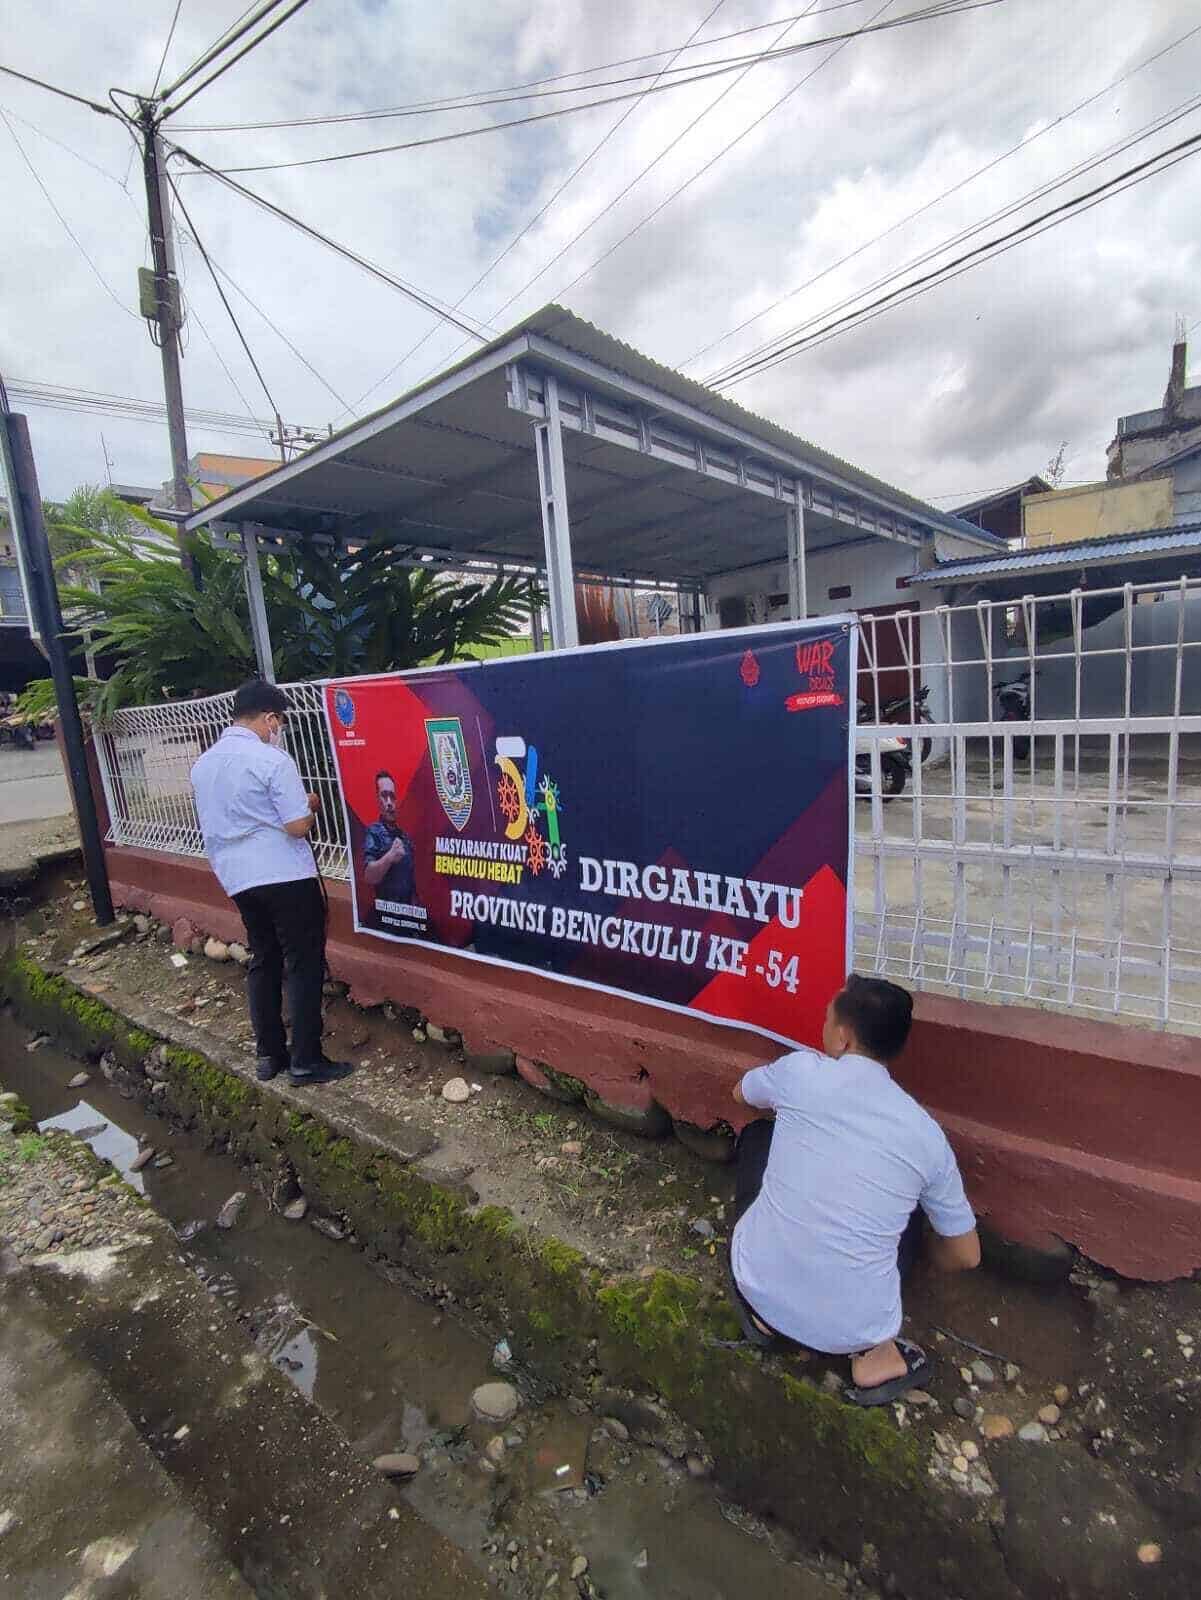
[
  {"x1": 856, "y1": 576, "x2": 1201, "y2": 1032},
  {"x1": 96, "y1": 682, "x2": 350, "y2": 880},
  {"x1": 93, "y1": 576, "x2": 1201, "y2": 1033}
]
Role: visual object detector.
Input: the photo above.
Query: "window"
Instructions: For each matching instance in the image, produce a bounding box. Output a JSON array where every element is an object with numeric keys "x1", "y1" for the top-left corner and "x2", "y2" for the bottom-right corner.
[{"x1": 827, "y1": 584, "x2": 852, "y2": 600}]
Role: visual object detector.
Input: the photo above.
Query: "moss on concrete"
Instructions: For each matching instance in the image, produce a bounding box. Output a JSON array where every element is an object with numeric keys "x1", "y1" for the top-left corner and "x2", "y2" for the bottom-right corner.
[{"x1": 0, "y1": 948, "x2": 1010, "y2": 1599}]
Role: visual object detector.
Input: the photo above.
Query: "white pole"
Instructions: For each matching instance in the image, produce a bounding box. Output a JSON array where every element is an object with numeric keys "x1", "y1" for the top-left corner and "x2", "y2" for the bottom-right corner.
[{"x1": 532, "y1": 374, "x2": 579, "y2": 649}]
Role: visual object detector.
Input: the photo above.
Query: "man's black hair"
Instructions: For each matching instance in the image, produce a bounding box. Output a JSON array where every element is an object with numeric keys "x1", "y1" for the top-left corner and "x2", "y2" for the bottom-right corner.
[
  {"x1": 232, "y1": 680, "x2": 289, "y2": 720},
  {"x1": 376, "y1": 770, "x2": 396, "y2": 790},
  {"x1": 833, "y1": 974, "x2": 913, "y2": 1062}
]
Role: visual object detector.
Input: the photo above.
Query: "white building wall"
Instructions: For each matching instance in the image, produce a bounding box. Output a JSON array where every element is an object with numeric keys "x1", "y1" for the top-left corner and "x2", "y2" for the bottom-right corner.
[{"x1": 704, "y1": 533, "x2": 953, "y2": 727}]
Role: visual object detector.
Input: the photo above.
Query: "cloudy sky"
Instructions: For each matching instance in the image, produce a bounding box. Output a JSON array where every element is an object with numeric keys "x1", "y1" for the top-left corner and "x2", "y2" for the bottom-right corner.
[{"x1": 3, "y1": 0, "x2": 1198, "y2": 508}]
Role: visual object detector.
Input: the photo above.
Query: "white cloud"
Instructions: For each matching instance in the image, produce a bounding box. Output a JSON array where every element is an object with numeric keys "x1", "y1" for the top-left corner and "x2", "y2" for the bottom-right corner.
[{"x1": 2, "y1": 0, "x2": 1198, "y2": 510}]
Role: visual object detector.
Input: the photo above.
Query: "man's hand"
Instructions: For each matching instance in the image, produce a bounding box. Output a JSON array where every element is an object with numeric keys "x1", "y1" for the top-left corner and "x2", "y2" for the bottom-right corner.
[
  {"x1": 388, "y1": 835, "x2": 408, "y2": 861},
  {"x1": 307, "y1": 793, "x2": 321, "y2": 813},
  {"x1": 929, "y1": 1228, "x2": 981, "y2": 1272}
]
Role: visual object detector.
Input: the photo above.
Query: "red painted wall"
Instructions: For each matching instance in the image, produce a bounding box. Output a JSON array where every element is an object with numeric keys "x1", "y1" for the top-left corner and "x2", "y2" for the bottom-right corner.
[{"x1": 103, "y1": 843, "x2": 1201, "y2": 1281}]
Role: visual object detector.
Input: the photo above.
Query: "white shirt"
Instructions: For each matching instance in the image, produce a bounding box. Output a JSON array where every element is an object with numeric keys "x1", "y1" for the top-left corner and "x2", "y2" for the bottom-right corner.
[
  {"x1": 732, "y1": 1049, "x2": 975, "y2": 1354},
  {"x1": 190, "y1": 725, "x2": 317, "y2": 899}
]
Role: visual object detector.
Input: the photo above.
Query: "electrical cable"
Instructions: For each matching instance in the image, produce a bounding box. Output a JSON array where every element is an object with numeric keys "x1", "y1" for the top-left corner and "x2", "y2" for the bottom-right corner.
[
  {"x1": 1, "y1": 109, "x2": 139, "y2": 319},
  {"x1": 703, "y1": 93, "x2": 1201, "y2": 385},
  {"x1": 403, "y1": 0, "x2": 883, "y2": 391},
  {"x1": 157, "y1": 0, "x2": 290, "y2": 103},
  {"x1": 199, "y1": 2, "x2": 1001, "y2": 173},
  {"x1": 6, "y1": 378, "x2": 312, "y2": 440},
  {"x1": 0, "y1": 102, "x2": 140, "y2": 191},
  {"x1": 343, "y1": 0, "x2": 733, "y2": 419},
  {"x1": 170, "y1": 186, "x2": 354, "y2": 413},
  {"x1": 171, "y1": 0, "x2": 885, "y2": 130},
  {"x1": 151, "y1": 0, "x2": 186, "y2": 99},
  {"x1": 185, "y1": 300, "x2": 277, "y2": 447},
  {"x1": 160, "y1": 0, "x2": 312, "y2": 118},
  {"x1": 710, "y1": 130, "x2": 1201, "y2": 388},
  {"x1": 170, "y1": 142, "x2": 497, "y2": 343},
  {"x1": 0, "y1": 62, "x2": 117, "y2": 118},
  {"x1": 166, "y1": 176, "x2": 284, "y2": 423},
  {"x1": 682, "y1": 15, "x2": 1201, "y2": 372}
]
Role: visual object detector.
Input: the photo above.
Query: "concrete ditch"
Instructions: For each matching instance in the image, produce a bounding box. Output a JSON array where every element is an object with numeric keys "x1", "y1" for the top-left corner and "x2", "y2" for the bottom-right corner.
[{"x1": 6, "y1": 937, "x2": 1201, "y2": 1600}]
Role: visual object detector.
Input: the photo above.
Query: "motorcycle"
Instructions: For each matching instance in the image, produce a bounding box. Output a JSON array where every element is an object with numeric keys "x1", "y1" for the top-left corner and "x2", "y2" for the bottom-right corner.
[
  {"x1": 854, "y1": 701, "x2": 910, "y2": 799},
  {"x1": 994, "y1": 670, "x2": 1033, "y2": 761},
  {"x1": 879, "y1": 682, "x2": 933, "y2": 764}
]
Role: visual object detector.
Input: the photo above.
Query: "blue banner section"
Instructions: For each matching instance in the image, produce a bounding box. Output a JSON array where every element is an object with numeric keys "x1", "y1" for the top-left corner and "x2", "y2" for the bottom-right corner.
[{"x1": 326, "y1": 618, "x2": 854, "y2": 1047}]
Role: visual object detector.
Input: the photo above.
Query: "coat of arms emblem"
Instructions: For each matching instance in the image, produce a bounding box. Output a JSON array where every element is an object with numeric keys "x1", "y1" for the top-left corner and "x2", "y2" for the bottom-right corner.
[{"x1": 425, "y1": 717, "x2": 473, "y2": 831}]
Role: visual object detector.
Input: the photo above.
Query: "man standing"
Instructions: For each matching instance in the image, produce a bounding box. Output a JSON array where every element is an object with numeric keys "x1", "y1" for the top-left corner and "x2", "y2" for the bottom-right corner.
[
  {"x1": 191, "y1": 680, "x2": 353, "y2": 1087},
  {"x1": 363, "y1": 770, "x2": 416, "y2": 908},
  {"x1": 730, "y1": 975, "x2": 979, "y2": 1405}
]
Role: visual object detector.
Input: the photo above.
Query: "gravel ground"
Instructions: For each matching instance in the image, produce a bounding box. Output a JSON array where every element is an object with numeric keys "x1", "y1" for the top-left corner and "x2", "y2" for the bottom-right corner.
[{"x1": 0, "y1": 1103, "x2": 148, "y2": 1261}]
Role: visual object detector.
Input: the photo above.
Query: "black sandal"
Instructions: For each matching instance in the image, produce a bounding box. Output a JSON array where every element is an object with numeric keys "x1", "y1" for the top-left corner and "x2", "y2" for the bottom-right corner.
[{"x1": 844, "y1": 1339, "x2": 931, "y2": 1408}]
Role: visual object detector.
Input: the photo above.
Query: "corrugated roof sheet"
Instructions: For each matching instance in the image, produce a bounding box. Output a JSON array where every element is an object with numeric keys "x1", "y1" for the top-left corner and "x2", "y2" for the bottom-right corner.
[
  {"x1": 908, "y1": 522, "x2": 1201, "y2": 584},
  {"x1": 285, "y1": 303, "x2": 1003, "y2": 550}
]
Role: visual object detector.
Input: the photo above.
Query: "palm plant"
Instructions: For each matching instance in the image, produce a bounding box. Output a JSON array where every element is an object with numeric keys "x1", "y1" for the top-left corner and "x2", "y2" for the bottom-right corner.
[{"x1": 17, "y1": 498, "x2": 538, "y2": 722}]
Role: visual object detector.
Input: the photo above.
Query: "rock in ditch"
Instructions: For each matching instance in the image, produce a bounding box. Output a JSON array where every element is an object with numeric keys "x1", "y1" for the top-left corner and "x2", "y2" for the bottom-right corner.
[
  {"x1": 472, "y1": 1381, "x2": 520, "y2": 1423},
  {"x1": 980, "y1": 1415, "x2": 1015, "y2": 1440},
  {"x1": 1018, "y1": 1422, "x2": 1048, "y2": 1443},
  {"x1": 228, "y1": 943, "x2": 251, "y2": 966},
  {"x1": 373, "y1": 1453, "x2": 420, "y2": 1478},
  {"x1": 204, "y1": 938, "x2": 231, "y2": 962},
  {"x1": 441, "y1": 1077, "x2": 471, "y2": 1104},
  {"x1": 216, "y1": 1191, "x2": 248, "y2": 1229},
  {"x1": 309, "y1": 1215, "x2": 347, "y2": 1241},
  {"x1": 283, "y1": 1197, "x2": 308, "y2": 1221},
  {"x1": 129, "y1": 1146, "x2": 156, "y2": 1173},
  {"x1": 68, "y1": 1072, "x2": 91, "y2": 1089}
]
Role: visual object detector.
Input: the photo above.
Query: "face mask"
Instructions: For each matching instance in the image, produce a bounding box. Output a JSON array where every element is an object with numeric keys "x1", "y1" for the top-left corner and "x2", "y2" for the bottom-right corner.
[{"x1": 268, "y1": 722, "x2": 284, "y2": 749}]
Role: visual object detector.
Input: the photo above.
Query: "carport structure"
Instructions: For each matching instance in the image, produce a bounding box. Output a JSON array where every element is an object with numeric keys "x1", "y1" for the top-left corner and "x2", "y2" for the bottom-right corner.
[{"x1": 185, "y1": 303, "x2": 987, "y2": 674}]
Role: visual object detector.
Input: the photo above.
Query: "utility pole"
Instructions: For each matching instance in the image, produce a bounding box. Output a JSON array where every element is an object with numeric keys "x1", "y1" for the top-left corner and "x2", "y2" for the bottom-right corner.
[
  {"x1": 0, "y1": 401, "x2": 114, "y2": 925},
  {"x1": 138, "y1": 109, "x2": 193, "y2": 527}
]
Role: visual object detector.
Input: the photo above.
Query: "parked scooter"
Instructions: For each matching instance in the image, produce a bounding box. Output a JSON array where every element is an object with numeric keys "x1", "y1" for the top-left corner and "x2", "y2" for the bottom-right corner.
[
  {"x1": 878, "y1": 682, "x2": 933, "y2": 763},
  {"x1": 994, "y1": 670, "x2": 1033, "y2": 760},
  {"x1": 855, "y1": 699, "x2": 910, "y2": 798}
]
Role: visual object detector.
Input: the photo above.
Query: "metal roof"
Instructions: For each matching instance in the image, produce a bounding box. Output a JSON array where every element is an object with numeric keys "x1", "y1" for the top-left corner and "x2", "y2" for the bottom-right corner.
[
  {"x1": 907, "y1": 521, "x2": 1201, "y2": 585},
  {"x1": 186, "y1": 304, "x2": 1001, "y2": 585}
]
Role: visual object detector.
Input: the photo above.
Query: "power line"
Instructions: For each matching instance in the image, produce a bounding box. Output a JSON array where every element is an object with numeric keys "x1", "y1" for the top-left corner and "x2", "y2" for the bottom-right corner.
[
  {"x1": 0, "y1": 102, "x2": 140, "y2": 192},
  {"x1": 166, "y1": 176, "x2": 283, "y2": 425},
  {"x1": 171, "y1": 0, "x2": 885, "y2": 131},
  {"x1": 711, "y1": 129, "x2": 1201, "y2": 388},
  {"x1": 151, "y1": 0, "x2": 187, "y2": 99},
  {"x1": 157, "y1": 0, "x2": 290, "y2": 103},
  {"x1": 682, "y1": 15, "x2": 1201, "y2": 372},
  {"x1": 703, "y1": 92, "x2": 1201, "y2": 386},
  {"x1": 171, "y1": 142, "x2": 498, "y2": 343},
  {"x1": 6, "y1": 378, "x2": 305, "y2": 440},
  {"x1": 201, "y1": 2, "x2": 1002, "y2": 174},
  {"x1": 406, "y1": 0, "x2": 886, "y2": 389},
  {"x1": 160, "y1": 0, "x2": 312, "y2": 118},
  {"x1": 1, "y1": 109, "x2": 139, "y2": 320},
  {"x1": 184, "y1": 302, "x2": 276, "y2": 448},
  {"x1": 0, "y1": 61, "x2": 117, "y2": 118},
  {"x1": 343, "y1": 0, "x2": 733, "y2": 419},
  {"x1": 171, "y1": 188, "x2": 354, "y2": 413}
]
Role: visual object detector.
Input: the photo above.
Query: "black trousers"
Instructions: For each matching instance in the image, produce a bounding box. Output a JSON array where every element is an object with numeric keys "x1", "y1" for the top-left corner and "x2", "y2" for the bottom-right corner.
[
  {"x1": 232, "y1": 877, "x2": 326, "y2": 1071},
  {"x1": 732, "y1": 1118, "x2": 924, "y2": 1338}
]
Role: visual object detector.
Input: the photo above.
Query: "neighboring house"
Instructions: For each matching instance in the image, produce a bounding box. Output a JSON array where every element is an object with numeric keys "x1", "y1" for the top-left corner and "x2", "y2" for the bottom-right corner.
[
  {"x1": 1025, "y1": 339, "x2": 1201, "y2": 547},
  {"x1": 177, "y1": 452, "x2": 278, "y2": 510},
  {"x1": 952, "y1": 477, "x2": 1051, "y2": 546},
  {"x1": 0, "y1": 496, "x2": 25, "y2": 626}
]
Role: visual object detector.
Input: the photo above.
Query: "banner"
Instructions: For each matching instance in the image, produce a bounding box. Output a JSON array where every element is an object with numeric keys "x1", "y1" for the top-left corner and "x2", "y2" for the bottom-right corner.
[{"x1": 324, "y1": 618, "x2": 854, "y2": 1049}]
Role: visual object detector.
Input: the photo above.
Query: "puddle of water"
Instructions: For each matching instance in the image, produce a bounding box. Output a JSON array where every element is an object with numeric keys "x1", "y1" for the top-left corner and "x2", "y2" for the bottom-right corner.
[
  {"x1": 1, "y1": 1012, "x2": 836, "y2": 1599},
  {"x1": 40, "y1": 1099, "x2": 146, "y2": 1193}
]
